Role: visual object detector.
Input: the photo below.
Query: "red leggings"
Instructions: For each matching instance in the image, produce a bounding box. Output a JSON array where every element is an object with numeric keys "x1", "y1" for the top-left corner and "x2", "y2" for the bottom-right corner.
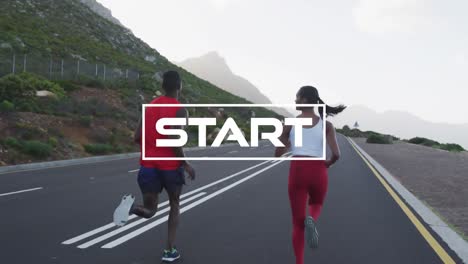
[{"x1": 288, "y1": 160, "x2": 328, "y2": 264}]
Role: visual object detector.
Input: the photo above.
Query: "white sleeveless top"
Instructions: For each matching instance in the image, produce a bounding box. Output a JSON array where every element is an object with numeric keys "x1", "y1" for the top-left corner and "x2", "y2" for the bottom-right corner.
[{"x1": 289, "y1": 117, "x2": 324, "y2": 157}]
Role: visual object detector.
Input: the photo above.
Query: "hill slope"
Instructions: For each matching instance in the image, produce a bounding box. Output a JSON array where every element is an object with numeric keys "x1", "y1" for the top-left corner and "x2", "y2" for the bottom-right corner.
[{"x1": 0, "y1": 0, "x2": 279, "y2": 165}]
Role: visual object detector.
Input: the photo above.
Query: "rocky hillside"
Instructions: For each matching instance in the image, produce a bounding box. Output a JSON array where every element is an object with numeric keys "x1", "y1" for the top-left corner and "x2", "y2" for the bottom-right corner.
[{"x1": 79, "y1": 0, "x2": 123, "y2": 26}]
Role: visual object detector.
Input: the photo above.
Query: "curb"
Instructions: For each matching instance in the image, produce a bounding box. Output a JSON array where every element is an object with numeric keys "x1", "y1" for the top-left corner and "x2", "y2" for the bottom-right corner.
[
  {"x1": 347, "y1": 137, "x2": 468, "y2": 263},
  {"x1": 0, "y1": 143, "x2": 237, "y2": 175},
  {"x1": 0, "y1": 152, "x2": 140, "y2": 175}
]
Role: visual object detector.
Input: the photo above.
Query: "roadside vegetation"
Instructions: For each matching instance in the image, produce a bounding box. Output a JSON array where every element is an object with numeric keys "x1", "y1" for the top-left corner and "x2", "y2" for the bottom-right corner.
[{"x1": 338, "y1": 125, "x2": 465, "y2": 152}]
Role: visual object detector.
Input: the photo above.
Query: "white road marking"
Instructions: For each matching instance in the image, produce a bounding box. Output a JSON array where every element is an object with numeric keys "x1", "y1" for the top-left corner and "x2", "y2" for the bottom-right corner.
[
  {"x1": 62, "y1": 191, "x2": 205, "y2": 245},
  {"x1": 271, "y1": 152, "x2": 292, "y2": 163},
  {"x1": 77, "y1": 192, "x2": 207, "y2": 249},
  {"x1": 63, "y1": 160, "x2": 270, "y2": 246},
  {"x1": 101, "y1": 160, "x2": 284, "y2": 248},
  {"x1": 128, "y1": 169, "x2": 139, "y2": 173},
  {"x1": 0, "y1": 187, "x2": 43, "y2": 197}
]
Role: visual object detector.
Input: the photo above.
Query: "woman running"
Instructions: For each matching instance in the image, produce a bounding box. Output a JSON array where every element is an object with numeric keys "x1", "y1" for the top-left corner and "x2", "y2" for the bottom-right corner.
[{"x1": 275, "y1": 86, "x2": 346, "y2": 264}]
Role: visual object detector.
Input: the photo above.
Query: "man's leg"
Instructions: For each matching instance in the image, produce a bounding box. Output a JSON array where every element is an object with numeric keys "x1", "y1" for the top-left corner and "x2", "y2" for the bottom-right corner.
[
  {"x1": 132, "y1": 166, "x2": 163, "y2": 218},
  {"x1": 131, "y1": 192, "x2": 159, "y2": 218},
  {"x1": 166, "y1": 185, "x2": 182, "y2": 250}
]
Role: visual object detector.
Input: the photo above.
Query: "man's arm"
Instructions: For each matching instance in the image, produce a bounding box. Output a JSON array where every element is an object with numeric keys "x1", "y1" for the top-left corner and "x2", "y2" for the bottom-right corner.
[
  {"x1": 171, "y1": 108, "x2": 196, "y2": 180},
  {"x1": 134, "y1": 118, "x2": 142, "y2": 144}
]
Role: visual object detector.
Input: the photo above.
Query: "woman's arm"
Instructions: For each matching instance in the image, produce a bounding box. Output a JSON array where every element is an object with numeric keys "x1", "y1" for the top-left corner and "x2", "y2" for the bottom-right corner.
[
  {"x1": 275, "y1": 125, "x2": 292, "y2": 157},
  {"x1": 325, "y1": 121, "x2": 341, "y2": 168}
]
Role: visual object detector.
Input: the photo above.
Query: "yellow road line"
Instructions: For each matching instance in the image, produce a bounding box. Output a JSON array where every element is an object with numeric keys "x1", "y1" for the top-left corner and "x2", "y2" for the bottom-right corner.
[{"x1": 347, "y1": 137, "x2": 455, "y2": 264}]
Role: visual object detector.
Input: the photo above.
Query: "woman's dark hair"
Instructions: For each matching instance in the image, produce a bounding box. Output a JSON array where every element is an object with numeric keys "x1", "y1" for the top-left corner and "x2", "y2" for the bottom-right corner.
[{"x1": 297, "y1": 86, "x2": 346, "y2": 117}]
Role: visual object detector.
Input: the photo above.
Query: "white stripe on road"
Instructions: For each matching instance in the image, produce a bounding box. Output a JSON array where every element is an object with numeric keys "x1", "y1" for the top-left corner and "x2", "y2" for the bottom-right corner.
[
  {"x1": 128, "y1": 169, "x2": 139, "y2": 173},
  {"x1": 77, "y1": 192, "x2": 207, "y2": 249},
  {"x1": 101, "y1": 160, "x2": 284, "y2": 248},
  {"x1": 271, "y1": 152, "x2": 292, "y2": 163},
  {"x1": 62, "y1": 191, "x2": 206, "y2": 245},
  {"x1": 0, "y1": 187, "x2": 43, "y2": 197},
  {"x1": 173, "y1": 160, "x2": 270, "y2": 198},
  {"x1": 64, "y1": 160, "x2": 270, "y2": 246}
]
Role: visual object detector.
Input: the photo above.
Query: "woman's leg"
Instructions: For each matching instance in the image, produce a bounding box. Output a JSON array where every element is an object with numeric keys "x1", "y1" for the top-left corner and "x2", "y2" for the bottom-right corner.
[
  {"x1": 288, "y1": 162, "x2": 308, "y2": 264},
  {"x1": 308, "y1": 204, "x2": 322, "y2": 220},
  {"x1": 308, "y1": 163, "x2": 328, "y2": 220}
]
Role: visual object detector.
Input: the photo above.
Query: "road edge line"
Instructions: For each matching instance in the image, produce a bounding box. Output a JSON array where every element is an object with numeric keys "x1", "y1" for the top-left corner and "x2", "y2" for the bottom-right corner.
[{"x1": 347, "y1": 137, "x2": 467, "y2": 263}]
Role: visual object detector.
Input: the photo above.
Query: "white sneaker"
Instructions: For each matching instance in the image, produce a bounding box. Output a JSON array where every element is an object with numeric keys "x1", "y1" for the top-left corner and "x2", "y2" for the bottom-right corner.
[{"x1": 113, "y1": 194, "x2": 135, "y2": 227}]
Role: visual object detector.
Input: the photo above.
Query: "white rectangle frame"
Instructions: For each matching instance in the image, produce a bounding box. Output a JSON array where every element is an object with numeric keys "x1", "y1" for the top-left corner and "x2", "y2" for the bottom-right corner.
[{"x1": 142, "y1": 104, "x2": 326, "y2": 161}]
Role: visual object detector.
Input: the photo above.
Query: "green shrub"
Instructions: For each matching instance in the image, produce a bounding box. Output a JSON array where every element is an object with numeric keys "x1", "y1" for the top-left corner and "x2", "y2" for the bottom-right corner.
[
  {"x1": 113, "y1": 145, "x2": 125, "y2": 153},
  {"x1": 0, "y1": 74, "x2": 36, "y2": 100},
  {"x1": 439, "y1": 143, "x2": 465, "y2": 152},
  {"x1": 84, "y1": 143, "x2": 113, "y2": 155},
  {"x1": 15, "y1": 123, "x2": 45, "y2": 140},
  {"x1": 76, "y1": 75, "x2": 105, "y2": 89},
  {"x1": 3, "y1": 137, "x2": 21, "y2": 149},
  {"x1": 55, "y1": 80, "x2": 79, "y2": 92},
  {"x1": 366, "y1": 134, "x2": 393, "y2": 144},
  {"x1": 78, "y1": 115, "x2": 93, "y2": 127},
  {"x1": 0, "y1": 73, "x2": 65, "y2": 101},
  {"x1": 0, "y1": 100, "x2": 15, "y2": 112},
  {"x1": 408, "y1": 137, "x2": 440, "y2": 147},
  {"x1": 15, "y1": 98, "x2": 40, "y2": 112},
  {"x1": 48, "y1": 137, "x2": 59, "y2": 147},
  {"x1": 21, "y1": 140, "x2": 52, "y2": 158}
]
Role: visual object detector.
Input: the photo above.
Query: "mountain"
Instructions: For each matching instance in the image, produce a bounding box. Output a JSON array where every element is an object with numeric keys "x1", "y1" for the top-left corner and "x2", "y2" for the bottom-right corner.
[
  {"x1": 330, "y1": 105, "x2": 468, "y2": 149},
  {"x1": 79, "y1": 0, "x2": 123, "y2": 26},
  {"x1": 179, "y1": 52, "x2": 292, "y2": 116},
  {"x1": 180, "y1": 52, "x2": 272, "y2": 104}
]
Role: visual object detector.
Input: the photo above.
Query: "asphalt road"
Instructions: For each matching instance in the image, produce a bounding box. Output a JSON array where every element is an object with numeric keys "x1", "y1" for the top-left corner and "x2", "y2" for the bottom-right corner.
[{"x1": 0, "y1": 135, "x2": 461, "y2": 263}]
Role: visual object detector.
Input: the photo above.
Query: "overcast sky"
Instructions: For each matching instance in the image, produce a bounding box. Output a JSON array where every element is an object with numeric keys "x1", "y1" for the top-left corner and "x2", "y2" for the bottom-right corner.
[{"x1": 98, "y1": 0, "x2": 467, "y2": 124}]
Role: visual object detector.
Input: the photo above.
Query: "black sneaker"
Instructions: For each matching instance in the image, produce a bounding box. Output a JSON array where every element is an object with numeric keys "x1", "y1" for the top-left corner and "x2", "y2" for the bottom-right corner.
[{"x1": 162, "y1": 247, "x2": 180, "y2": 262}]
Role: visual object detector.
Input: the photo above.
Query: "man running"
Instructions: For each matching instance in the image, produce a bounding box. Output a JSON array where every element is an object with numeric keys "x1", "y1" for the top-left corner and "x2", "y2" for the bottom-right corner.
[
  {"x1": 113, "y1": 70, "x2": 195, "y2": 262},
  {"x1": 276, "y1": 86, "x2": 345, "y2": 264}
]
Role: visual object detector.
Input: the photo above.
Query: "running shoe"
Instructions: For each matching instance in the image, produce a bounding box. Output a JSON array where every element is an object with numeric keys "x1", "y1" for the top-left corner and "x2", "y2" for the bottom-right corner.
[
  {"x1": 113, "y1": 194, "x2": 135, "y2": 227},
  {"x1": 162, "y1": 247, "x2": 181, "y2": 262},
  {"x1": 305, "y1": 216, "x2": 319, "y2": 249}
]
